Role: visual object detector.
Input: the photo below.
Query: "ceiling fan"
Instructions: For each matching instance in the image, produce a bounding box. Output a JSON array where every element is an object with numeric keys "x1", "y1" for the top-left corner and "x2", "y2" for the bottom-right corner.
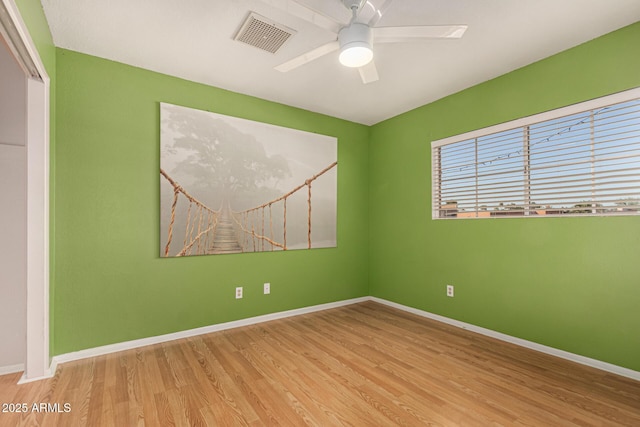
[{"x1": 273, "y1": 0, "x2": 467, "y2": 84}]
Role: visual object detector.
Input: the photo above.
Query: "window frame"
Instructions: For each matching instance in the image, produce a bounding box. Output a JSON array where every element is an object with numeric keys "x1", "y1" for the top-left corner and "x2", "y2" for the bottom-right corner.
[{"x1": 431, "y1": 87, "x2": 640, "y2": 220}]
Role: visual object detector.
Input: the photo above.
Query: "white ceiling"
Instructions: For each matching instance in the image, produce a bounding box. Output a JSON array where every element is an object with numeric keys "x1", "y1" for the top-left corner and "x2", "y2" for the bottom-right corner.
[{"x1": 40, "y1": 0, "x2": 640, "y2": 125}]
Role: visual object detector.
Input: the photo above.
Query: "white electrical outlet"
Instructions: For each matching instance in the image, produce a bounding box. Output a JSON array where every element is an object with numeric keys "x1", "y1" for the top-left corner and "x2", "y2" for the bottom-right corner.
[
  {"x1": 446, "y1": 285, "x2": 454, "y2": 297},
  {"x1": 263, "y1": 282, "x2": 270, "y2": 295},
  {"x1": 235, "y1": 287, "x2": 243, "y2": 299}
]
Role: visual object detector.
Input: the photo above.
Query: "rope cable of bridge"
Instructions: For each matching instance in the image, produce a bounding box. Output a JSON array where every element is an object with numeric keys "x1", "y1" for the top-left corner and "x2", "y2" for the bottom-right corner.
[
  {"x1": 177, "y1": 224, "x2": 217, "y2": 257},
  {"x1": 196, "y1": 206, "x2": 205, "y2": 254},
  {"x1": 161, "y1": 168, "x2": 220, "y2": 257},
  {"x1": 164, "y1": 187, "x2": 180, "y2": 257},
  {"x1": 251, "y1": 211, "x2": 257, "y2": 251},
  {"x1": 231, "y1": 161, "x2": 336, "y2": 252},
  {"x1": 162, "y1": 161, "x2": 336, "y2": 256},
  {"x1": 261, "y1": 208, "x2": 265, "y2": 252},
  {"x1": 307, "y1": 179, "x2": 312, "y2": 249},
  {"x1": 283, "y1": 197, "x2": 287, "y2": 250},
  {"x1": 183, "y1": 201, "x2": 193, "y2": 252},
  {"x1": 230, "y1": 211, "x2": 285, "y2": 249},
  {"x1": 269, "y1": 204, "x2": 274, "y2": 251}
]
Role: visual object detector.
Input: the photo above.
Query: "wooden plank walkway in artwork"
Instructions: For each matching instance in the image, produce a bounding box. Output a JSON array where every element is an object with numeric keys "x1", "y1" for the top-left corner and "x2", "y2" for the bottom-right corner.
[{"x1": 209, "y1": 210, "x2": 243, "y2": 254}]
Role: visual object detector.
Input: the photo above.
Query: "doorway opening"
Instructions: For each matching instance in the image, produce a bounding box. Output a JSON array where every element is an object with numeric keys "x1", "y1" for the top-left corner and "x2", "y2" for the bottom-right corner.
[{"x1": 0, "y1": 0, "x2": 50, "y2": 382}]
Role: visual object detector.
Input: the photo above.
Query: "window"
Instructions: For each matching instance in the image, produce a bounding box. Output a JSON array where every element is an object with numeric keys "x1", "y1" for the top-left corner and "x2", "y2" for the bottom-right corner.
[{"x1": 432, "y1": 88, "x2": 640, "y2": 219}]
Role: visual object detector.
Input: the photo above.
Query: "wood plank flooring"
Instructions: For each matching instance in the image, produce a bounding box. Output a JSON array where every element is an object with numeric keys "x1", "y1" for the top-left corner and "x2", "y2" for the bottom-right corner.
[{"x1": 1, "y1": 301, "x2": 639, "y2": 426}]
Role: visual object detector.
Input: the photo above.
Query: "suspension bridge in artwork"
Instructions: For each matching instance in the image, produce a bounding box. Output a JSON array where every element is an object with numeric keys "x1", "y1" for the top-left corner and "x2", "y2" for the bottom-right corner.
[{"x1": 160, "y1": 161, "x2": 337, "y2": 257}]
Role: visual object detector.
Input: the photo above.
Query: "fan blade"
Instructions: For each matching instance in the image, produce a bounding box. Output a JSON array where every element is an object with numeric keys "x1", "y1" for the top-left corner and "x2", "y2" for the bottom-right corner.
[
  {"x1": 374, "y1": 25, "x2": 467, "y2": 43},
  {"x1": 261, "y1": 0, "x2": 345, "y2": 33},
  {"x1": 275, "y1": 41, "x2": 340, "y2": 72},
  {"x1": 358, "y1": 60, "x2": 379, "y2": 84},
  {"x1": 362, "y1": 0, "x2": 394, "y2": 27}
]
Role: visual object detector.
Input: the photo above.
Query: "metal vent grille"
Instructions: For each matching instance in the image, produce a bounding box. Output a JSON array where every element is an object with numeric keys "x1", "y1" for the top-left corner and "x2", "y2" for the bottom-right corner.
[{"x1": 234, "y1": 12, "x2": 295, "y2": 54}]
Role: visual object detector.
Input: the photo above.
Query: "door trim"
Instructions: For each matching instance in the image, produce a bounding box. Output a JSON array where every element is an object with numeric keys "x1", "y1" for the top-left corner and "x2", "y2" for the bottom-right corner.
[{"x1": 1, "y1": 0, "x2": 51, "y2": 382}]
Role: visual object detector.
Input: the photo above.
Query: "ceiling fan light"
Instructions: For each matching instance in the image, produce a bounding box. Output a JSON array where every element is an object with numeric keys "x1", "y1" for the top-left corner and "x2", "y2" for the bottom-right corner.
[
  {"x1": 338, "y1": 23, "x2": 373, "y2": 68},
  {"x1": 339, "y1": 43, "x2": 373, "y2": 67}
]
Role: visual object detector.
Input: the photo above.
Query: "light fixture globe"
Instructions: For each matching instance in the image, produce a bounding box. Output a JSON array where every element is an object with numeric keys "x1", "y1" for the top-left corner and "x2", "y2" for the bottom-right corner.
[
  {"x1": 338, "y1": 23, "x2": 373, "y2": 68},
  {"x1": 339, "y1": 44, "x2": 373, "y2": 68}
]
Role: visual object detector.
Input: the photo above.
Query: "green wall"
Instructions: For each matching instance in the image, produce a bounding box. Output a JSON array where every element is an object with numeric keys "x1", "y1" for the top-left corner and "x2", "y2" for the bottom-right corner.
[
  {"x1": 23, "y1": 6, "x2": 640, "y2": 373},
  {"x1": 369, "y1": 22, "x2": 640, "y2": 371},
  {"x1": 16, "y1": 0, "x2": 55, "y2": 75},
  {"x1": 53, "y1": 49, "x2": 370, "y2": 355}
]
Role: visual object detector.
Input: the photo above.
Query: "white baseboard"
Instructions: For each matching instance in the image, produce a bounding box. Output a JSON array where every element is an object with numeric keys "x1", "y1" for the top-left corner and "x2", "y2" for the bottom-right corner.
[
  {"x1": 49, "y1": 297, "x2": 369, "y2": 370},
  {"x1": 0, "y1": 363, "x2": 24, "y2": 376},
  {"x1": 25, "y1": 295, "x2": 640, "y2": 384},
  {"x1": 17, "y1": 367, "x2": 55, "y2": 384},
  {"x1": 370, "y1": 297, "x2": 640, "y2": 382}
]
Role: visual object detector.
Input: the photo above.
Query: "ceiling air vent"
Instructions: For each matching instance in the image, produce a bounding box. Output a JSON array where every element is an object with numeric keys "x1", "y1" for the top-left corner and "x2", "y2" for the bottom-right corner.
[{"x1": 234, "y1": 12, "x2": 295, "y2": 54}]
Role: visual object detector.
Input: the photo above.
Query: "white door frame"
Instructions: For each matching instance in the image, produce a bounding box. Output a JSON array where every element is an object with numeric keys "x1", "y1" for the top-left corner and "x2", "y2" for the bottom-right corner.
[
  {"x1": 1, "y1": 0, "x2": 51, "y2": 382},
  {"x1": 23, "y1": 75, "x2": 50, "y2": 382}
]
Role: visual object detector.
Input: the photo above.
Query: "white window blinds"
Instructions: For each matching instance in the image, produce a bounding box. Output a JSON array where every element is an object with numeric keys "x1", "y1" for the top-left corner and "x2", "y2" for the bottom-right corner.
[{"x1": 432, "y1": 88, "x2": 640, "y2": 219}]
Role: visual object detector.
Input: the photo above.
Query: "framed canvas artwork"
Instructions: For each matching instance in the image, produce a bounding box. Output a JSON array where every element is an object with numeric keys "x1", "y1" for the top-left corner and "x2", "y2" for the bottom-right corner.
[{"x1": 160, "y1": 103, "x2": 337, "y2": 257}]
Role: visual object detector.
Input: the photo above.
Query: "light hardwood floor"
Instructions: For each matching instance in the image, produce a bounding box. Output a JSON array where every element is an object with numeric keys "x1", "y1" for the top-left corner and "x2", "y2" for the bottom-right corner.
[{"x1": 1, "y1": 301, "x2": 639, "y2": 426}]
